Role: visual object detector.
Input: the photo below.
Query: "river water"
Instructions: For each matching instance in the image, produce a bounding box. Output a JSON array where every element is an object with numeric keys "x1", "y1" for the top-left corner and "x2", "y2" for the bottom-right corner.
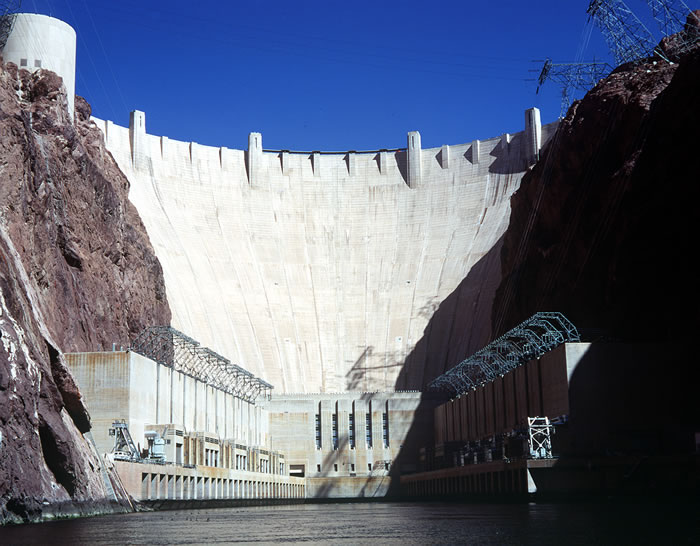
[{"x1": 1, "y1": 500, "x2": 697, "y2": 545}]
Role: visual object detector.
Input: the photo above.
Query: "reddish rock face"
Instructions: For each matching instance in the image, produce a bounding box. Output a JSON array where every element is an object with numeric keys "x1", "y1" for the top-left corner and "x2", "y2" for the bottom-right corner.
[
  {"x1": 494, "y1": 39, "x2": 699, "y2": 342},
  {"x1": 491, "y1": 36, "x2": 699, "y2": 448},
  {"x1": 0, "y1": 65, "x2": 170, "y2": 353},
  {"x1": 0, "y1": 61, "x2": 169, "y2": 523}
]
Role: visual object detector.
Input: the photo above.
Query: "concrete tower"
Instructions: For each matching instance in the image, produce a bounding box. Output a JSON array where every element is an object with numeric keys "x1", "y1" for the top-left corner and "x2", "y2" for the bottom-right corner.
[{"x1": 2, "y1": 13, "x2": 77, "y2": 119}]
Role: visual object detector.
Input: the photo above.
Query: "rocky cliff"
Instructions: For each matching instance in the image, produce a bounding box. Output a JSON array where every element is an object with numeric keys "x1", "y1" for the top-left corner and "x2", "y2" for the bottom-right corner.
[
  {"x1": 0, "y1": 61, "x2": 170, "y2": 523},
  {"x1": 493, "y1": 16, "x2": 699, "y2": 433},
  {"x1": 495, "y1": 14, "x2": 699, "y2": 342}
]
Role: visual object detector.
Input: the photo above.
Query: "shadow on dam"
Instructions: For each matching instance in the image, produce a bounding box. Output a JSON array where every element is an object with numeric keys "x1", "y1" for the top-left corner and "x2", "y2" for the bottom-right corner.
[
  {"x1": 390, "y1": 236, "x2": 507, "y2": 495},
  {"x1": 308, "y1": 235, "x2": 507, "y2": 499}
]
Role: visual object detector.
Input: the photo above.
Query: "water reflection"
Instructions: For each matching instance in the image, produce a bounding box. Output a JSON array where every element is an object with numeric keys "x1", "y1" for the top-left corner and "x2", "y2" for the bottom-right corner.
[{"x1": 0, "y1": 500, "x2": 697, "y2": 545}]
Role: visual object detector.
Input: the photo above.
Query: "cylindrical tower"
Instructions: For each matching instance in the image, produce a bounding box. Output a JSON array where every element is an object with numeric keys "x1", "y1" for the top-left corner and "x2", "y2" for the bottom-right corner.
[{"x1": 2, "y1": 13, "x2": 76, "y2": 119}]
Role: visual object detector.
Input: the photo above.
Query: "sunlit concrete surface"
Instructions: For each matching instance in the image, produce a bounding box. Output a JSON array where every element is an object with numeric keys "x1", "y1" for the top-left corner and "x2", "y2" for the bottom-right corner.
[
  {"x1": 2, "y1": 13, "x2": 77, "y2": 118},
  {"x1": 93, "y1": 110, "x2": 557, "y2": 393}
]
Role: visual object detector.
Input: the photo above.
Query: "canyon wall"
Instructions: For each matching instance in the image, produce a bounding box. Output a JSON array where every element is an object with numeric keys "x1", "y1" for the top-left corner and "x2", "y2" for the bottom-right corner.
[{"x1": 0, "y1": 60, "x2": 169, "y2": 522}]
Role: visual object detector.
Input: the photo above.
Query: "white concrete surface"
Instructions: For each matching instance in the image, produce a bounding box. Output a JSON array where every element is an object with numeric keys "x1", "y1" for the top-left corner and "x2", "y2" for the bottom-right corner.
[
  {"x1": 2, "y1": 13, "x2": 77, "y2": 119},
  {"x1": 66, "y1": 351, "x2": 268, "y2": 455},
  {"x1": 93, "y1": 110, "x2": 556, "y2": 394}
]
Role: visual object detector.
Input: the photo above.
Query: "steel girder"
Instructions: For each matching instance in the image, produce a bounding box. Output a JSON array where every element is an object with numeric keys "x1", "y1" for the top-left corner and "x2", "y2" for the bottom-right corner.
[
  {"x1": 587, "y1": 0, "x2": 658, "y2": 65},
  {"x1": 130, "y1": 326, "x2": 273, "y2": 403},
  {"x1": 644, "y1": 0, "x2": 698, "y2": 38},
  {"x1": 0, "y1": 1, "x2": 21, "y2": 50},
  {"x1": 428, "y1": 312, "x2": 580, "y2": 398},
  {"x1": 535, "y1": 59, "x2": 613, "y2": 116}
]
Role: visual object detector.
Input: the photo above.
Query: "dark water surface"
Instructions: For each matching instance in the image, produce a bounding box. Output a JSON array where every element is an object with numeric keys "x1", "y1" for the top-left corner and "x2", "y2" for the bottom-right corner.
[{"x1": 1, "y1": 500, "x2": 698, "y2": 545}]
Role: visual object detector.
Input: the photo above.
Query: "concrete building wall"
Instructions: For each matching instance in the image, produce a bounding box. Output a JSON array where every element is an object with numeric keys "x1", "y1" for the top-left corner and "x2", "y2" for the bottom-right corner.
[
  {"x1": 434, "y1": 343, "x2": 590, "y2": 446},
  {"x1": 68, "y1": 351, "x2": 131, "y2": 455},
  {"x1": 115, "y1": 460, "x2": 306, "y2": 501},
  {"x1": 262, "y1": 391, "x2": 425, "y2": 496},
  {"x1": 2, "y1": 13, "x2": 77, "y2": 118},
  {"x1": 92, "y1": 110, "x2": 558, "y2": 394},
  {"x1": 66, "y1": 351, "x2": 269, "y2": 455}
]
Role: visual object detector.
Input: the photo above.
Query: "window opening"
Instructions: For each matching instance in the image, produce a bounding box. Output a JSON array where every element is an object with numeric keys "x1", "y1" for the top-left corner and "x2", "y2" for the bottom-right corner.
[
  {"x1": 332, "y1": 411, "x2": 339, "y2": 450},
  {"x1": 382, "y1": 401, "x2": 389, "y2": 448},
  {"x1": 349, "y1": 408, "x2": 355, "y2": 449},
  {"x1": 366, "y1": 406, "x2": 373, "y2": 449}
]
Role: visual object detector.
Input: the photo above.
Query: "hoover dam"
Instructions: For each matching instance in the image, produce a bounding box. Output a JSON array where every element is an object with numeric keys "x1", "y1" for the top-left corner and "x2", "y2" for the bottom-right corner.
[
  {"x1": 93, "y1": 111, "x2": 557, "y2": 393},
  {"x1": 4, "y1": 7, "x2": 698, "y2": 524}
]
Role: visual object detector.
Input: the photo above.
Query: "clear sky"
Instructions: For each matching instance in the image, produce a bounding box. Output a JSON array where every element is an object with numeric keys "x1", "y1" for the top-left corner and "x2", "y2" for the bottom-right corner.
[{"x1": 15, "y1": 0, "x2": 673, "y2": 150}]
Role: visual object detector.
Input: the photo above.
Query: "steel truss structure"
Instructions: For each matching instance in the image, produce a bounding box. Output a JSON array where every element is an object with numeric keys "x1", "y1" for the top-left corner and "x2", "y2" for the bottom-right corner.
[
  {"x1": 587, "y1": 0, "x2": 659, "y2": 65},
  {"x1": 131, "y1": 326, "x2": 273, "y2": 403},
  {"x1": 644, "y1": 0, "x2": 700, "y2": 55},
  {"x1": 527, "y1": 417, "x2": 555, "y2": 459},
  {"x1": 109, "y1": 420, "x2": 140, "y2": 461},
  {"x1": 0, "y1": 1, "x2": 21, "y2": 50},
  {"x1": 428, "y1": 312, "x2": 580, "y2": 398},
  {"x1": 535, "y1": 59, "x2": 613, "y2": 116},
  {"x1": 645, "y1": 0, "x2": 698, "y2": 37}
]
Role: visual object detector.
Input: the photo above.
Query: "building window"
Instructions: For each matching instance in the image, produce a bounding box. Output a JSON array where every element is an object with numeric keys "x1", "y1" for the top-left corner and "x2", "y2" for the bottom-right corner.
[
  {"x1": 315, "y1": 411, "x2": 321, "y2": 449},
  {"x1": 382, "y1": 402, "x2": 389, "y2": 448},
  {"x1": 368, "y1": 463, "x2": 372, "y2": 471},
  {"x1": 20, "y1": 58, "x2": 27, "y2": 67},
  {"x1": 332, "y1": 412, "x2": 339, "y2": 450},
  {"x1": 34, "y1": 59, "x2": 42, "y2": 68},
  {"x1": 366, "y1": 410, "x2": 373, "y2": 449},
  {"x1": 317, "y1": 464, "x2": 321, "y2": 473},
  {"x1": 351, "y1": 463, "x2": 355, "y2": 472},
  {"x1": 349, "y1": 410, "x2": 355, "y2": 449},
  {"x1": 334, "y1": 464, "x2": 338, "y2": 472}
]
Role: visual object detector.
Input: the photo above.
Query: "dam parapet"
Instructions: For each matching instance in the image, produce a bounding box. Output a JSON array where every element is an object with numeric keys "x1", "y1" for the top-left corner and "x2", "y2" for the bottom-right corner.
[{"x1": 93, "y1": 108, "x2": 557, "y2": 191}]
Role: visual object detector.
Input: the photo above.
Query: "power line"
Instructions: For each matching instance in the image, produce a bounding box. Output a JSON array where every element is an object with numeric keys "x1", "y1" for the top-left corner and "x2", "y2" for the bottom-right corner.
[
  {"x1": 587, "y1": 0, "x2": 658, "y2": 65},
  {"x1": 533, "y1": 58, "x2": 612, "y2": 116}
]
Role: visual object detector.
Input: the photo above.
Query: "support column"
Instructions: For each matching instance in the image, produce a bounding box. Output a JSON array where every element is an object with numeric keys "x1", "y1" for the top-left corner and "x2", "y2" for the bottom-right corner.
[
  {"x1": 129, "y1": 110, "x2": 147, "y2": 171},
  {"x1": 524, "y1": 107, "x2": 542, "y2": 165},
  {"x1": 247, "y1": 132, "x2": 262, "y2": 186},
  {"x1": 407, "y1": 131, "x2": 422, "y2": 188}
]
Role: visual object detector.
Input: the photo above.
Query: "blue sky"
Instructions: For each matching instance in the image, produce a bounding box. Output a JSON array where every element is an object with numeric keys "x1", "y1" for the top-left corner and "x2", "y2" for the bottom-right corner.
[{"x1": 16, "y1": 1, "x2": 674, "y2": 150}]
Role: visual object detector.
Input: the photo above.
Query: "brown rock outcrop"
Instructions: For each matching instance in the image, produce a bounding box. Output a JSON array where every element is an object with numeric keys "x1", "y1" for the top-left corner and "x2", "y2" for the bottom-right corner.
[
  {"x1": 0, "y1": 60, "x2": 170, "y2": 523},
  {"x1": 494, "y1": 29, "x2": 699, "y2": 342},
  {"x1": 492, "y1": 25, "x2": 699, "y2": 446}
]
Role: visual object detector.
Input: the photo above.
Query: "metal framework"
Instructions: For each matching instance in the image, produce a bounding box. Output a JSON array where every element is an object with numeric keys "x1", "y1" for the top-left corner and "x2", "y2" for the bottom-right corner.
[
  {"x1": 0, "y1": 1, "x2": 21, "y2": 50},
  {"x1": 130, "y1": 326, "x2": 273, "y2": 403},
  {"x1": 428, "y1": 312, "x2": 580, "y2": 398},
  {"x1": 587, "y1": 0, "x2": 659, "y2": 65},
  {"x1": 644, "y1": 0, "x2": 700, "y2": 55},
  {"x1": 527, "y1": 417, "x2": 555, "y2": 459},
  {"x1": 535, "y1": 59, "x2": 613, "y2": 116},
  {"x1": 109, "y1": 420, "x2": 141, "y2": 461},
  {"x1": 645, "y1": 0, "x2": 696, "y2": 36}
]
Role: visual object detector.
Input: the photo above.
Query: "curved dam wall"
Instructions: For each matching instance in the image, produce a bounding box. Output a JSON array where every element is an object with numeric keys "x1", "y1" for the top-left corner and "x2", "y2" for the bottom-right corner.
[{"x1": 93, "y1": 111, "x2": 557, "y2": 393}]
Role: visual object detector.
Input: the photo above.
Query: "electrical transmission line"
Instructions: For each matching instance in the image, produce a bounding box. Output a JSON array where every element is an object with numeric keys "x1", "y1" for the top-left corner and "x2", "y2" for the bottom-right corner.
[
  {"x1": 643, "y1": 0, "x2": 700, "y2": 56},
  {"x1": 644, "y1": 0, "x2": 697, "y2": 36},
  {"x1": 534, "y1": 59, "x2": 613, "y2": 117},
  {"x1": 587, "y1": 0, "x2": 659, "y2": 65}
]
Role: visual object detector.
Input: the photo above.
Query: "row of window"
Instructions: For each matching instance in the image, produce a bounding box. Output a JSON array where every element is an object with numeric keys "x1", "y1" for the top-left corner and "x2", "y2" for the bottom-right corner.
[
  {"x1": 19, "y1": 58, "x2": 42, "y2": 68},
  {"x1": 315, "y1": 402, "x2": 389, "y2": 450},
  {"x1": 315, "y1": 462, "x2": 390, "y2": 473}
]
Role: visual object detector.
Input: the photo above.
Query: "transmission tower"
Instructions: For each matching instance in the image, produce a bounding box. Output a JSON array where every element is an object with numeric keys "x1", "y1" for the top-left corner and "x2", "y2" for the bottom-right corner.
[
  {"x1": 535, "y1": 59, "x2": 613, "y2": 116},
  {"x1": 644, "y1": 0, "x2": 700, "y2": 55},
  {"x1": 644, "y1": 0, "x2": 695, "y2": 35},
  {"x1": 0, "y1": 1, "x2": 21, "y2": 50},
  {"x1": 587, "y1": 0, "x2": 659, "y2": 65}
]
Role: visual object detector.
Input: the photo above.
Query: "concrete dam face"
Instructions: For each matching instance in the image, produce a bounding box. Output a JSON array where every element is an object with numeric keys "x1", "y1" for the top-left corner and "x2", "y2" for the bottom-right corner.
[{"x1": 94, "y1": 111, "x2": 556, "y2": 393}]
